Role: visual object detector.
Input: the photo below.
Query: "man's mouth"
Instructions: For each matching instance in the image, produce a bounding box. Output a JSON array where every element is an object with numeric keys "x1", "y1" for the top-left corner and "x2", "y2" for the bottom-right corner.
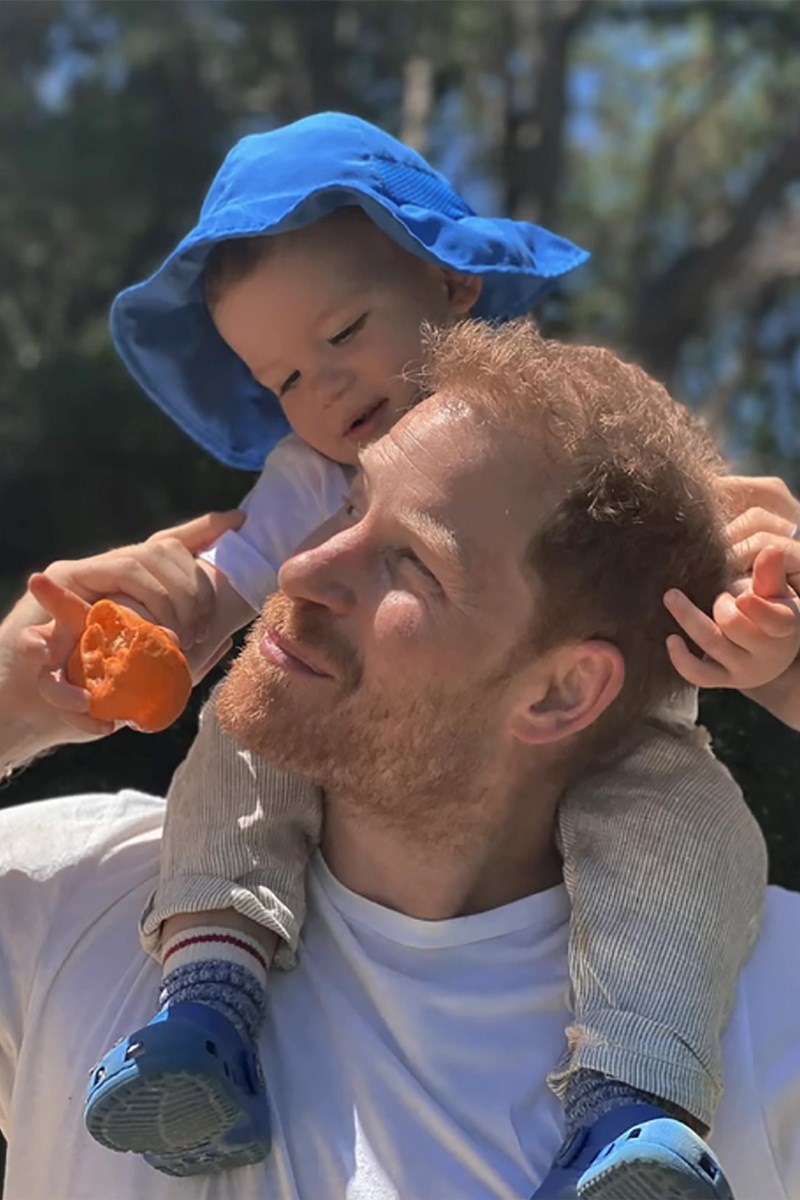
[
  {"x1": 259, "y1": 628, "x2": 335, "y2": 679},
  {"x1": 343, "y1": 397, "x2": 389, "y2": 442}
]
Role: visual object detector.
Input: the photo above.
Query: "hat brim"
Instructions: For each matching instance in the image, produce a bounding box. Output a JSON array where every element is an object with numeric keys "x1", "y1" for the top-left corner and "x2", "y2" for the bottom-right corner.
[{"x1": 112, "y1": 182, "x2": 589, "y2": 471}]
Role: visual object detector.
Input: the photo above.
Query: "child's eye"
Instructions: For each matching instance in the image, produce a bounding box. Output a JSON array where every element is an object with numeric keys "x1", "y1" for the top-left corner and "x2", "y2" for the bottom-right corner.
[
  {"x1": 330, "y1": 313, "x2": 368, "y2": 346},
  {"x1": 279, "y1": 369, "x2": 300, "y2": 397}
]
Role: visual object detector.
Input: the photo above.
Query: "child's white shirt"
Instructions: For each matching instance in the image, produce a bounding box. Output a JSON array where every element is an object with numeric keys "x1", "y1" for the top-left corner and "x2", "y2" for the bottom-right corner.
[{"x1": 199, "y1": 433, "x2": 354, "y2": 612}]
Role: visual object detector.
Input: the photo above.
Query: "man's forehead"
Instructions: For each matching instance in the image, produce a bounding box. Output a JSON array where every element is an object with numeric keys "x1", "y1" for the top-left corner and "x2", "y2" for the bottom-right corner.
[{"x1": 360, "y1": 398, "x2": 536, "y2": 565}]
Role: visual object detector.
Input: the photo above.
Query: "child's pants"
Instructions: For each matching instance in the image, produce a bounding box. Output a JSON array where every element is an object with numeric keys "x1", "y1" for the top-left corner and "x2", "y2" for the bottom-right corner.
[{"x1": 140, "y1": 688, "x2": 767, "y2": 1128}]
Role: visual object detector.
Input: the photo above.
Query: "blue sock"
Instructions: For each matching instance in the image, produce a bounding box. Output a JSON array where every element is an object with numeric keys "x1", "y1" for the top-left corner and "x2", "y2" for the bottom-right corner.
[
  {"x1": 564, "y1": 1068, "x2": 698, "y2": 1140},
  {"x1": 158, "y1": 925, "x2": 270, "y2": 1047}
]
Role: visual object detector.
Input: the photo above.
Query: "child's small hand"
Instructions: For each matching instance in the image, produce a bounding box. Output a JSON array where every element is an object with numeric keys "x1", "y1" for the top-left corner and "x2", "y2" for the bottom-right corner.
[
  {"x1": 664, "y1": 544, "x2": 800, "y2": 690},
  {"x1": 23, "y1": 572, "x2": 119, "y2": 737},
  {"x1": 35, "y1": 510, "x2": 243, "y2": 651},
  {"x1": 7, "y1": 510, "x2": 243, "y2": 751}
]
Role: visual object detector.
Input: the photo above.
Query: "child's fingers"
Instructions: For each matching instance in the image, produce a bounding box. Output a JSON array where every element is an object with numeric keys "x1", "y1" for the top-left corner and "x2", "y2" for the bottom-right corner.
[
  {"x1": 718, "y1": 475, "x2": 800, "y2": 524},
  {"x1": 711, "y1": 591, "x2": 765, "y2": 653},
  {"x1": 663, "y1": 589, "x2": 744, "y2": 670},
  {"x1": 36, "y1": 668, "x2": 92, "y2": 714},
  {"x1": 49, "y1": 559, "x2": 181, "y2": 635},
  {"x1": 149, "y1": 510, "x2": 245, "y2": 556},
  {"x1": 729, "y1": 531, "x2": 796, "y2": 575},
  {"x1": 751, "y1": 544, "x2": 793, "y2": 599},
  {"x1": 131, "y1": 539, "x2": 216, "y2": 646},
  {"x1": 735, "y1": 592, "x2": 800, "y2": 639},
  {"x1": 27, "y1": 573, "x2": 89, "y2": 637},
  {"x1": 665, "y1": 634, "x2": 733, "y2": 688},
  {"x1": 725, "y1": 506, "x2": 796, "y2": 549},
  {"x1": 34, "y1": 669, "x2": 114, "y2": 735},
  {"x1": 16, "y1": 625, "x2": 51, "y2": 663}
]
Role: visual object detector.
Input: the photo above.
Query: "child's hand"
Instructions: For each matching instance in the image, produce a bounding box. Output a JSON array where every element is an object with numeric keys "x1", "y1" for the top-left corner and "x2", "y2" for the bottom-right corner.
[
  {"x1": 35, "y1": 510, "x2": 243, "y2": 652},
  {"x1": 5, "y1": 510, "x2": 243, "y2": 756},
  {"x1": 664, "y1": 544, "x2": 800, "y2": 690},
  {"x1": 716, "y1": 473, "x2": 800, "y2": 563},
  {"x1": 0, "y1": 585, "x2": 115, "y2": 769},
  {"x1": 22, "y1": 572, "x2": 119, "y2": 738}
]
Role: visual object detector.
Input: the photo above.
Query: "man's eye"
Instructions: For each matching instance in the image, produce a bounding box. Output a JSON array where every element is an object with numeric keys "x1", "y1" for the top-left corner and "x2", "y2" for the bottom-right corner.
[
  {"x1": 396, "y1": 549, "x2": 439, "y2": 588},
  {"x1": 330, "y1": 313, "x2": 368, "y2": 346},
  {"x1": 341, "y1": 496, "x2": 361, "y2": 520},
  {"x1": 279, "y1": 369, "x2": 300, "y2": 397}
]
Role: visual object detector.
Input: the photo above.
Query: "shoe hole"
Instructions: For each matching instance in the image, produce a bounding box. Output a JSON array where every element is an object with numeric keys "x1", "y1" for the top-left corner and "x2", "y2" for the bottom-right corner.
[
  {"x1": 698, "y1": 1153, "x2": 717, "y2": 1180},
  {"x1": 93, "y1": 1066, "x2": 106, "y2": 1085},
  {"x1": 124, "y1": 1042, "x2": 144, "y2": 1060},
  {"x1": 205, "y1": 1040, "x2": 218, "y2": 1057},
  {"x1": 627, "y1": 1128, "x2": 642, "y2": 1140}
]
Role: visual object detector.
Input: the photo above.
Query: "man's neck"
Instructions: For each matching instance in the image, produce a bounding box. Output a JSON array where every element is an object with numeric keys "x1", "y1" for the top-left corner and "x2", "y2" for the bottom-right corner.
[{"x1": 320, "y1": 768, "x2": 565, "y2": 921}]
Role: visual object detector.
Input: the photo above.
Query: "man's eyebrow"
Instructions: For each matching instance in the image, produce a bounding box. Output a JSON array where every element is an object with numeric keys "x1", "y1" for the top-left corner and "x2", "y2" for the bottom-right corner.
[
  {"x1": 357, "y1": 453, "x2": 469, "y2": 577},
  {"x1": 402, "y1": 510, "x2": 467, "y2": 575}
]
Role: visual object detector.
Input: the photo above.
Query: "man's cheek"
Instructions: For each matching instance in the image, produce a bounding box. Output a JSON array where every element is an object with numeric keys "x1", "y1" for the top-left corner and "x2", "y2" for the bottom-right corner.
[{"x1": 373, "y1": 592, "x2": 427, "y2": 646}]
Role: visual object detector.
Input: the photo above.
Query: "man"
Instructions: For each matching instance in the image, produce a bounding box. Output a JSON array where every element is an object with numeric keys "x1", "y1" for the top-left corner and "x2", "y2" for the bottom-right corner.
[{"x1": 1, "y1": 321, "x2": 799, "y2": 1200}]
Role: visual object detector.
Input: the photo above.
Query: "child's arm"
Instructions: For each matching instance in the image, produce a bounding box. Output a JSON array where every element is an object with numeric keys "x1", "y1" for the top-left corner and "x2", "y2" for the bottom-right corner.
[
  {"x1": 139, "y1": 688, "x2": 322, "y2": 970},
  {"x1": 554, "y1": 717, "x2": 766, "y2": 1132}
]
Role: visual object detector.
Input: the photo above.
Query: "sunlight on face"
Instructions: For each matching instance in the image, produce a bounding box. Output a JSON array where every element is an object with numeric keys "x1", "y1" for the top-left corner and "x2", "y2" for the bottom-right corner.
[{"x1": 217, "y1": 400, "x2": 541, "y2": 834}]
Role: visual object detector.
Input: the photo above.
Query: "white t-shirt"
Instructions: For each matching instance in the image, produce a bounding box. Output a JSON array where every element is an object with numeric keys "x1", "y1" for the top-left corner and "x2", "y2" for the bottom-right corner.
[
  {"x1": 0, "y1": 791, "x2": 798, "y2": 1200},
  {"x1": 200, "y1": 434, "x2": 352, "y2": 611}
]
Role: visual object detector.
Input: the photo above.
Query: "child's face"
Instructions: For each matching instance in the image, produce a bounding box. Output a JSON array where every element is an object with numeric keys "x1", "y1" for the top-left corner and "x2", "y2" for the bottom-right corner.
[{"x1": 210, "y1": 211, "x2": 481, "y2": 465}]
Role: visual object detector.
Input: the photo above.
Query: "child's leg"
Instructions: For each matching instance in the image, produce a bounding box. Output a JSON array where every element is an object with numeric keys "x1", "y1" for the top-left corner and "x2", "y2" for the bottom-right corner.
[
  {"x1": 536, "y1": 702, "x2": 766, "y2": 1198},
  {"x1": 85, "y1": 687, "x2": 321, "y2": 1175}
]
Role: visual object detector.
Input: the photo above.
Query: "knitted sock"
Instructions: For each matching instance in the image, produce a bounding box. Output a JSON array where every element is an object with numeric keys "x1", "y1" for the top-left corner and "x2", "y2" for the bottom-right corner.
[
  {"x1": 563, "y1": 1068, "x2": 703, "y2": 1141},
  {"x1": 159, "y1": 925, "x2": 270, "y2": 1047}
]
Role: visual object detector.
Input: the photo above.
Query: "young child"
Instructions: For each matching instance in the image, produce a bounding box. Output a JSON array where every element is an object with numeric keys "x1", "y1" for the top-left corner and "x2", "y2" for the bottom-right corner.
[{"x1": 27, "y1": 113, "x2": 798, "y2": 1198}]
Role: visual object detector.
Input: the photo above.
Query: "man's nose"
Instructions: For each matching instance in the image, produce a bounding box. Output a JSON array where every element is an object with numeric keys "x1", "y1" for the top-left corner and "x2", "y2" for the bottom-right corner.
[{"x1": 278, "y1": 530, "x2": 359, "y2": 615}]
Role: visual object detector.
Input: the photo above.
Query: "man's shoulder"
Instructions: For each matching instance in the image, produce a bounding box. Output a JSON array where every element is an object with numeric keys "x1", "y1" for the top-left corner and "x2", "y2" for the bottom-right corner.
[
  {"x1": 748, "y1": 885, "x2": 800, "y2": 986},
  {"x1": 742, "y1": 885, "x2": 800, "y2": 1040},
  {"x1": 0, "y1": 790, "x2": 164, "y2": 915},
  {"x1": 0, "y1": 791, "x2": 163, "y2": 1030},
  {"x1": 735, "y1": 885, "x2": 800, "y2": 1193}
]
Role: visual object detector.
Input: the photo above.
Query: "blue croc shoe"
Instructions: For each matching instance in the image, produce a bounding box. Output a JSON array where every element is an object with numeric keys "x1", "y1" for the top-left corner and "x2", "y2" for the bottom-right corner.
[
  {"x1": 84, "y1": 1001, "x2": 270, "y2": 1175},
  {"x1": 577, "y1": 1115, "x2": 733, "y2": 1200},
  {"x1": 532, "y1": 1103, "x2": 732, "y2": 1200}
]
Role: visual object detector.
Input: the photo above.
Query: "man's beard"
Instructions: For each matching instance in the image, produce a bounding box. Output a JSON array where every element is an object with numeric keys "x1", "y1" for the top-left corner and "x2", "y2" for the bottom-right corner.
[{"x1": 216, "y1": 592, "x2": 510, "y2": 846}]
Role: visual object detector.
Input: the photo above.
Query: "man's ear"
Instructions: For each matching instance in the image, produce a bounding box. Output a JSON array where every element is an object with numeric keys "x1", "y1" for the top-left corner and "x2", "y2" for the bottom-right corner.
[
  {"x1": 442, "y1": 270, "x2": 483, "y2": 316},
  {"x1": 508, "y1": 641, "x2": 625, "y2": 746}
]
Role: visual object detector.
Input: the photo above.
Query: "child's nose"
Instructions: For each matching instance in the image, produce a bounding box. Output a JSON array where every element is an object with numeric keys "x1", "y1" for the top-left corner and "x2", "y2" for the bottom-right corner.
[{"x1": 312, "y1": 364, "x2": 353, "y2": 408}]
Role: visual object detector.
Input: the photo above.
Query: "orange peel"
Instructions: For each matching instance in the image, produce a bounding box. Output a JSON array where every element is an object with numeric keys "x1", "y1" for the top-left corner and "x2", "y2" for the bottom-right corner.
[{"x1": 67, "y1": 599, "x2": 191, "y2": 733}]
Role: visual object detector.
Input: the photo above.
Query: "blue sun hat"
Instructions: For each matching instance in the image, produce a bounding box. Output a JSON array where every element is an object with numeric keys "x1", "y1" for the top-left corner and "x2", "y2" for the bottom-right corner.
[{"x1": 111, "y1": 111, "x2": 590, "y2": 471}]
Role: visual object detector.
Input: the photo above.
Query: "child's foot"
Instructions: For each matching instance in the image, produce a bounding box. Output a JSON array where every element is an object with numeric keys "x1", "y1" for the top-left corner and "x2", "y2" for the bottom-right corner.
[
  {"x1": 532, "y1": 1104, "x2": 732, "y2": 1199},
  {"x1": 84, "y1": 1001, "x2": 271, "y2": 1176},
  {"x1": 577, "y1": 1115, "x2": 732, "y2": 1200}
]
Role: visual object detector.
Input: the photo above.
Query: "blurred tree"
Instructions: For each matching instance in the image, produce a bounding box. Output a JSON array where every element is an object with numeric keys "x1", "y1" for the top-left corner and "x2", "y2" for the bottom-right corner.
[{"x1": 0, "y1": 0, "x2": 798, "y2": 868}]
